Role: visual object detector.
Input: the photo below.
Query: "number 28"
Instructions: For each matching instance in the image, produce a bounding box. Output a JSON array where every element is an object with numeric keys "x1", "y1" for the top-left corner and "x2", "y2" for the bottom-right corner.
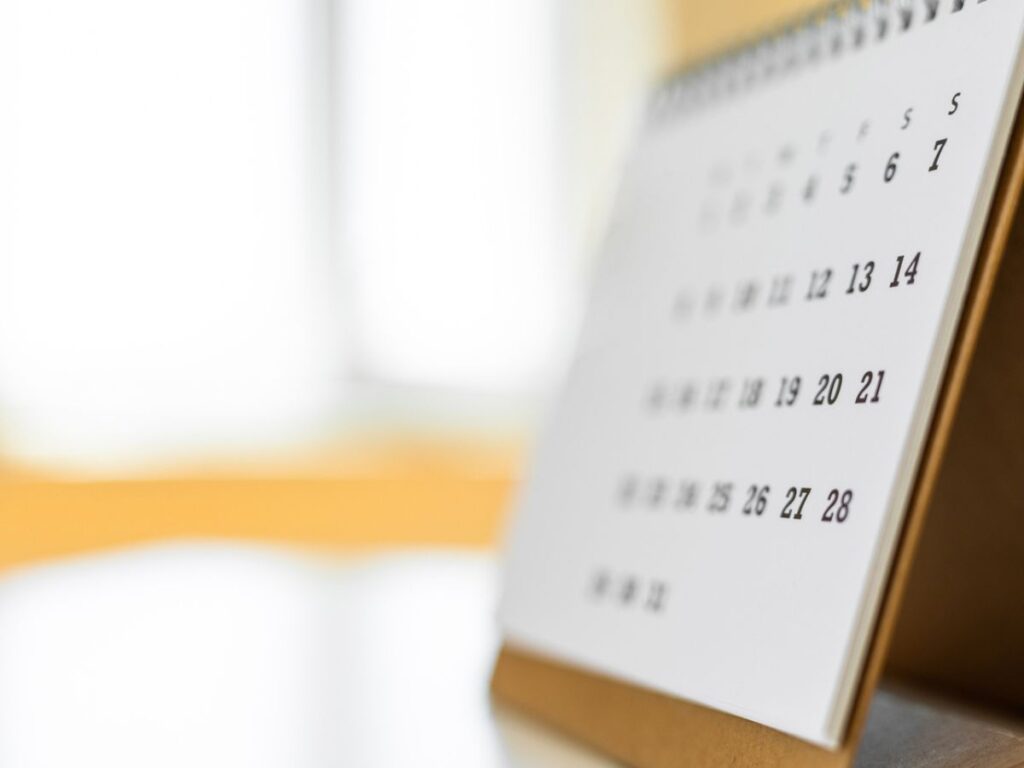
[{"x1": 822, "y1": 489, "x2": 853, "y2": 523}]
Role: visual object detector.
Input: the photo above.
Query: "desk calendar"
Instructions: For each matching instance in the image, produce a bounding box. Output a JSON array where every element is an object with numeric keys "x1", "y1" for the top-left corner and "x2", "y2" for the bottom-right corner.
[{"x1": 495, "y1": 1, "x2": 1024, "y2": 765}]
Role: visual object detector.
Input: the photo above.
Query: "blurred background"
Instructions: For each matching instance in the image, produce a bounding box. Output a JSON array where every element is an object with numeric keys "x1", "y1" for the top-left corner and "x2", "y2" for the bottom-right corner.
[
  {"x1": 0, "y1": 1, "x2": 815, "y2": 765},
  {"x1": 2, "y1": 0, "x2": 668, "y2": 476}
]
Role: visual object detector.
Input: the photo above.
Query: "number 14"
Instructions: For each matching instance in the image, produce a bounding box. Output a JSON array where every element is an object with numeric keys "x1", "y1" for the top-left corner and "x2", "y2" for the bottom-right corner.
[{"x1": 891, "y1": 251, "x2": 921, "y2": 287}]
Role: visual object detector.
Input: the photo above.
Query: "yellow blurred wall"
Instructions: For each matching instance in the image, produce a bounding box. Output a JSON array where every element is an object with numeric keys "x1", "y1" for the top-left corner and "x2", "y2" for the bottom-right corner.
[
  {"x1": 0, "y1": 442, "x2": 517, "y2": 570},
  {"x1": 658, "y1": 0, "x2": 822, "y2": 70}
]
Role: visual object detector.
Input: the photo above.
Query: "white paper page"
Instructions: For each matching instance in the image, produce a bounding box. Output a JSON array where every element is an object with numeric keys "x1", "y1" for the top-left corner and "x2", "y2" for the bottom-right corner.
[{"x1": 500, "y1": 1, "x2": 1024, "y2": 748}]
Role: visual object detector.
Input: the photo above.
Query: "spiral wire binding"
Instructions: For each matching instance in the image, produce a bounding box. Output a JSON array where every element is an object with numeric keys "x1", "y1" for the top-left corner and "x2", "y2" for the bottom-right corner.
[{"x1": 650, "y1": 0, "x2": 987, "y2": 123}]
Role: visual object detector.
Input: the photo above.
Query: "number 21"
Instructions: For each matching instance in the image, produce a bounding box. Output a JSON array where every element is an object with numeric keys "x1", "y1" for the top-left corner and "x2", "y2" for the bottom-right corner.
[{"x1": 855, "y1": 370, "x2": 885, "y2": 404}]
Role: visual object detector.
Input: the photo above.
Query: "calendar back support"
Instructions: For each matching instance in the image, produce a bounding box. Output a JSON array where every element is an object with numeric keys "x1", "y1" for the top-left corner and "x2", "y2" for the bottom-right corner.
[
  {"x1": 885, "y1": 116, "x2": 1024, "y2": 713},
  {"x1": 491, "y1": 32, "x2": 1024, "y2": 768}
]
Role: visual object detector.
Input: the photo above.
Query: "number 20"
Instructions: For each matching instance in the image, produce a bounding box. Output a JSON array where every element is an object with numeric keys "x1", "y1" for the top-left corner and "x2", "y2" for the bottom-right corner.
[{"x1": 813, "y1": 374, "x2": 843, "y2": 406}]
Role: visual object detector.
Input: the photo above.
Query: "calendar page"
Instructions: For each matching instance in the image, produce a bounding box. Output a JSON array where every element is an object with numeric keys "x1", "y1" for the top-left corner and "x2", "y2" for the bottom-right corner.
[{"x1": 499, "y1": 0, "x2": 1024, "y2": 748}]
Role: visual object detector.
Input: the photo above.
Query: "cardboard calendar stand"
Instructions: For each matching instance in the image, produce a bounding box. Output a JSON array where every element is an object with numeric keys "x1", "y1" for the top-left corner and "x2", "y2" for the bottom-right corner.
[{"x1": 491, "y1": 40, "x2": 1024, "y2": 768}]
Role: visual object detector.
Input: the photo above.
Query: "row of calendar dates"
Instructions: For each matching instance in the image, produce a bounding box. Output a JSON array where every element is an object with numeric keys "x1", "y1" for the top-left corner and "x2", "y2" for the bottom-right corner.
[
  {"x1": 672, "y1": 250, "x2": 920, "y2": 320},
  {"x1": 590, "y1": 480, "x2": 856, "y2": 614},
  {"x1": 698, "y1": 95, "x2": 960, "y2": 231},
  {"x1": 698, "y1": 137, "x2": 950, "y2": 230},
  {"x1": 618, "y1": 476, "x2": 854, "y2": 523},
  {"x1": 647, "y1": 369, "x2": 885, "y2": 413},
  {"x1": 588, "y1": 568, "x2": 669, "y2": 613}
]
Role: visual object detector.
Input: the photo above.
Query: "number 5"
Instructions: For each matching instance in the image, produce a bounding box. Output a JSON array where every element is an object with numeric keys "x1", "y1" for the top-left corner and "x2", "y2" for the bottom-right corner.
[{"x1": 840, "y1": 163, "x2": 857, "y2": 194}]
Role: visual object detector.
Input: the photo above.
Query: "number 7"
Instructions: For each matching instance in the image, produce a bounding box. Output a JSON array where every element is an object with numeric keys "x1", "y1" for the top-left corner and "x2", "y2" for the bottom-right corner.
[{"x1": 929, "y1": 138, "x2": 948, "y2": 172}]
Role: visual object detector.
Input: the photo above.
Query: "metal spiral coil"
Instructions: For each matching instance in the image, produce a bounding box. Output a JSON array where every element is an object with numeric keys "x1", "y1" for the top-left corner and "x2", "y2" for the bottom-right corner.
[{"x1": 650, "y1": 0, "x2": 985, "y2": 122}]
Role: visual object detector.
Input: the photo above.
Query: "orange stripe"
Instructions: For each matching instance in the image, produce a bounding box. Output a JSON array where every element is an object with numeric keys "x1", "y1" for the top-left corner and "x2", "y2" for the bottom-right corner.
[{"x1": 0, "y1": 443, "x2": 520, "y2": 570}]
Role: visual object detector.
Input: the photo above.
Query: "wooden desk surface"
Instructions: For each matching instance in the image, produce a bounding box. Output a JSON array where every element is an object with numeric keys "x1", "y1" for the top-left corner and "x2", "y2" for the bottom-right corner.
[{"x1": 0, "y1": 545, "x2": 1019, "y2": 767}]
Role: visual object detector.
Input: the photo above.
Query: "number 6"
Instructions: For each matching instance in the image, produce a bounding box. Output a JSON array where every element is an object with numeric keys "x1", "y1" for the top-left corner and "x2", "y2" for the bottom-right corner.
[{"x1": 884, "y1": 152, "x2": 899, "y2": 183}]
